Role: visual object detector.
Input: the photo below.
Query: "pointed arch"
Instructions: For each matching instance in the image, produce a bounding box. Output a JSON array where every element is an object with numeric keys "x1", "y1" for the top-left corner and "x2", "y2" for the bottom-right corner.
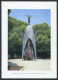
[{"x1": 23, "y1": 38, "x2": 35, "y2": 60}]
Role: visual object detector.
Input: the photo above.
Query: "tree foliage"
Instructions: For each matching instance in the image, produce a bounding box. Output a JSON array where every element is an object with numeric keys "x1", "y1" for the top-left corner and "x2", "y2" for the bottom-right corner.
[
  {"x1": 8, "y1": 17, "x2": 28, "y2": 59},
  {"x1": 33, "y1": 22, "x2": 51, "y2": 58},
  {"x1": 8, "y1": 9, "x2": 11, "y2": 16}
]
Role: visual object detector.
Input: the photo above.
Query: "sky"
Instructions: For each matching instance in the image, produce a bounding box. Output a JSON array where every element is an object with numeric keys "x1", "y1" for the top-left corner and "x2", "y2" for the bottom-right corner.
[{"x1": 9, "y1": 9, "x2": 51, "y2": 26}]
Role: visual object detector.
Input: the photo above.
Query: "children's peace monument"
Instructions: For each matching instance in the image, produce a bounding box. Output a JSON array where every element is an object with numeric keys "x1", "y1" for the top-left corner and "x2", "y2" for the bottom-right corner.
[{"x1": 22, "y1": 15, "x2": 37, "y2": 60}]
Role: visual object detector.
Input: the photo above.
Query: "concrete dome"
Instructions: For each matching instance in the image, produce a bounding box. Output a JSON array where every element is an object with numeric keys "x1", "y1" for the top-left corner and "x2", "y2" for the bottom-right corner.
[{"x1": 22, "y1": 25, "x2": 37, "y2": 60}]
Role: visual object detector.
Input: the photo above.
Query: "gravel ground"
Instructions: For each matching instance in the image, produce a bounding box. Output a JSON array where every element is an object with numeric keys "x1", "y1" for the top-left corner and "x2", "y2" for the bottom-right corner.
[{"x1": 8, "y1": 59, "x2": 50, "y2": 71}]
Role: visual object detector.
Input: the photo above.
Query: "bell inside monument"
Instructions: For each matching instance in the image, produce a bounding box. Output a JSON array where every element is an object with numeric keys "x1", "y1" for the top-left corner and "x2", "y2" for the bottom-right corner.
[{"x1": 24, "y1": 38, "x2": 35, "y2": 60}]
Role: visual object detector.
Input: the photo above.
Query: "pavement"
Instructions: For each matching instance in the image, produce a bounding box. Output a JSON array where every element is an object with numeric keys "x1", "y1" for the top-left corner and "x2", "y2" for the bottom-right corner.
[{"x1": 8, "y1": 59, "x2": 50, "y2": 71}]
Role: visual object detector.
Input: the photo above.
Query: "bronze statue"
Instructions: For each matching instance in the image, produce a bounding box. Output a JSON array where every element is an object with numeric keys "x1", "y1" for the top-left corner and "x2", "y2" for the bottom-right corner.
[{"x1": 26, "y1": 15, "x2": 32, "y2": 25}]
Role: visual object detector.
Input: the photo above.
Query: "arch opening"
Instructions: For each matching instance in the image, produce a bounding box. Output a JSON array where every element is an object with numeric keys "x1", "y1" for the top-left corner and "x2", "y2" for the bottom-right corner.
[{"x1": 23, "y1": 38, "x2": 35, "y2": 60}]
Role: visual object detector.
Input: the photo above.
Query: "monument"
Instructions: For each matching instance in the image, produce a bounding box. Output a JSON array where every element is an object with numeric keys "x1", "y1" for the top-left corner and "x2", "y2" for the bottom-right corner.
[{"x1": 22, "y1": 15, "x2": 37, "y2": 60}]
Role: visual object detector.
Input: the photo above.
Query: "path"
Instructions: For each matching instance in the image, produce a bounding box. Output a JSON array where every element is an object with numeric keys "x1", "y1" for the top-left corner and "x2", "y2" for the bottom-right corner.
[{"x1": 8, "y1": 59, "x2": 50, "y2": 71}]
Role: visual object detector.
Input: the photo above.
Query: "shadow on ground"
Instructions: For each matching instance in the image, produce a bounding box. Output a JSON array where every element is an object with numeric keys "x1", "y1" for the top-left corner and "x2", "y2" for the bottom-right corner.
[{"x1": 8, "y1": 61, "x2": 17, "y2": 65}]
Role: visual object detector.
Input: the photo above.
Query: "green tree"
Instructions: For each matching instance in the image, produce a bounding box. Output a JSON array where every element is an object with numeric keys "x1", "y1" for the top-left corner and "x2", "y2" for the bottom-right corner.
[
  {"x1": 8, "y1": 17, "x2": 28, "y2": 59},
  {"x1": 33, "y1": 22, "x2": 51, "y2": 59}
]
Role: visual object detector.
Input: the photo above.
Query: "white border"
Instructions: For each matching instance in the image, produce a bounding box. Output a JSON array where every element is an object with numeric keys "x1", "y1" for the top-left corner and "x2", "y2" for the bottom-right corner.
[{"x1": 1, "y1": 1, "x2": 57, "y2": 78}]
